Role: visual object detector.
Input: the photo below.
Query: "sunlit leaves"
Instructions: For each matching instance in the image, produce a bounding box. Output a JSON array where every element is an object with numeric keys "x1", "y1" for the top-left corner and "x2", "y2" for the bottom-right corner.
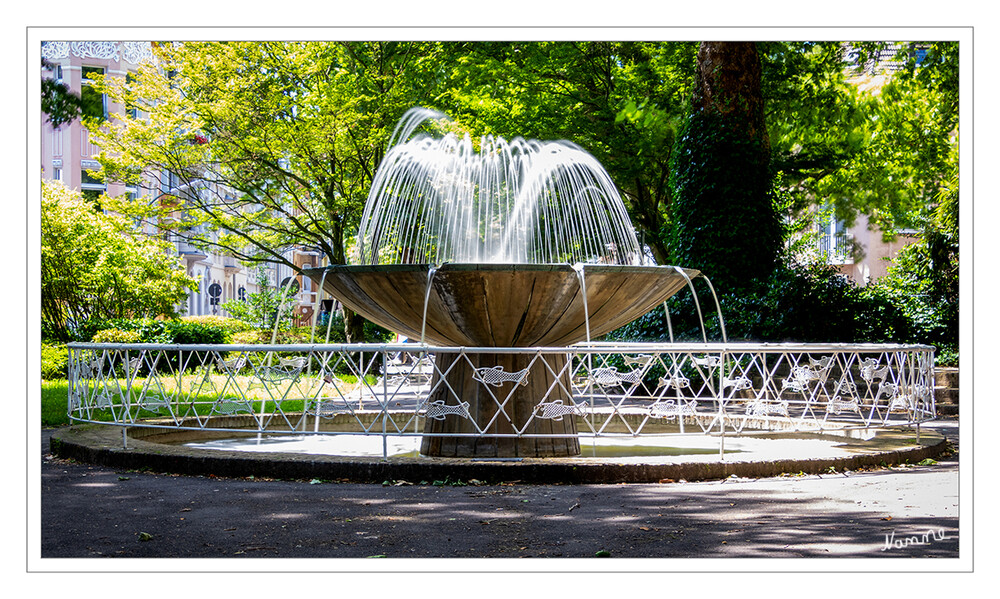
[{"x1": 40, "y1": 181, "x2": 197, "y2": 340}]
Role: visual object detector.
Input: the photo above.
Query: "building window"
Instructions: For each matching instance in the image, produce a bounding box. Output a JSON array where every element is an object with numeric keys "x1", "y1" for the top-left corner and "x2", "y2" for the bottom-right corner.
[
  {"x1": 125, "y1": 73, "x2": 138, "y2": 119},
  {"x1": 81, "y1": 189, "x2": 102, "y2": 205},
  {"x1": 81, "y1": 168, "x2": 104, "y2": 187},
  {"x1": 81, "y1": 66, "x2": 107, "y2": 121},
  {"x1": 162, "y1": 171, "x2": 181, "y2": 193},
  {"x1": 52, "y1": 167, "x2": 62, "y2": 182},
  {"x1": 80, "y1": 166, "x2": 106, "y2": 206},
  {"x1": 817, "y1": 215, "x2": 853, "y2": 265}
]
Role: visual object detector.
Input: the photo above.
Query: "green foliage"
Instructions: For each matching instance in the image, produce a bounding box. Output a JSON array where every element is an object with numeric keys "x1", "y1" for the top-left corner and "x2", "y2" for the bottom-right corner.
[
  {"x1": 852, "y1": 170, "x2": 958, "y2": 361},
  {"x1": 76, "y1": 318, "x2": 228, "y2": 374},
  {"x1": 73, "y1": 41, "x2": 958, "y2": 354},
  {"x1": 229, "y1": 328, "x2": 305, "y2": 345},
  {"x1": 935, "y1": 346, "x2": 959, "y2": 367},
  {"x1": 87, "y1": 41, "x2": 446, "y2": 343},
  {"x1": 165, "y1": 321, "x2": 228, "y2": 345},
  {"x1": 229, "y1": 330, "x2": 269, "y2": 345},
  {"x1": 90, "y1": 41, "x2": 439, "y2": 268},
  {"x1": 73, "y1": 318, "x2": 160, "y2": 343},
  {"x1": 864, "y1": 251, "x2": 952, "y2": 343},
  {"x1": 766, "y1": 41, "x2": 959, "y2": 237},
  {"x1": 610, "y1": 265, "x2": 910, "y2": 344},
  {"x1": 180, "y1": 315, "x2": 256, "y2": 336},
  {"x1": 41, "y1": 344, "x2": 68, "y2": 380},
  {"x1": 228, "y1": 317, "x2": 392, "y2": 347},
  {"x1": 41, "y1": 180, "x2": 197, "y2": 342},
  {"x1": 430, "y1": 41, "x2": 697, "y2": 265}
]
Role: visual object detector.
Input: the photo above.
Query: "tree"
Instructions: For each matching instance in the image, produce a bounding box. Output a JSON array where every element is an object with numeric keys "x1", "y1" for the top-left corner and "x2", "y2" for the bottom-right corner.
[
  {"x1": 432, "y1": 41, "x2": 957, "y2": 266},
  {"x1": 864, "y1": 174, "x2": 958, "y2": 351},
  {"x1": 427, "y1": 41, "x2": 697, "y2": 265},
  {"x1": 220, "y1": 268, "x2": 297, "y2": 331},
  {"x1": 84, "y1": 40, "x2": 958, "y2": 338},
  {"x1": 88, "y1": 41, "x2": 440, "y2": 342},
  {"x1": 40, "y1": 180, "x2": 196, "y2": 341},
  {"x1": 668, "y1": 42, "x2": 782, "y2": 290}
]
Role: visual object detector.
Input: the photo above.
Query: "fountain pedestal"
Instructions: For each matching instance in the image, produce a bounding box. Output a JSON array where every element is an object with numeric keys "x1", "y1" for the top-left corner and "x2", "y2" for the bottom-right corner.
[{"x1": 420, "y1": 352, "x2": 579, "y2": 458}]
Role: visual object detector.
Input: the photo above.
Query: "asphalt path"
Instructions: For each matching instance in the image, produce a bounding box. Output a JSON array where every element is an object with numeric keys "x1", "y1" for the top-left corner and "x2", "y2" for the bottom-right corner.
[{"x1": 38, "y1": 419, "x2": 960, "y2": 561}]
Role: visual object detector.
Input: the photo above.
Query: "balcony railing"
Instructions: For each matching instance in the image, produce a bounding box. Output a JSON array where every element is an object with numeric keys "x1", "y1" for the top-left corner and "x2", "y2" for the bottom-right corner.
[{"x1": 818, "y1": 231, "x2": 854, "y2": 265}]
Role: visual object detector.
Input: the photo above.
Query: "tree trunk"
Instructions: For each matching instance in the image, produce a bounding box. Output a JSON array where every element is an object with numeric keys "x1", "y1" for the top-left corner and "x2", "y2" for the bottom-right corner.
[
  {"x1": 343, "y1": 306, "x2": 367, "y2": 343},
  {"x1": 692, "y1": 42, "x2": 768, "y2": 146},
  {"x1": 668, "y1": 42, "x2": 781, "y2": 291}
]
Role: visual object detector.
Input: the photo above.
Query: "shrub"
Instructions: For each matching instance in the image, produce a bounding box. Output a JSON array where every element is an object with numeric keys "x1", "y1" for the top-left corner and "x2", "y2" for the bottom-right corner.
[
  {"x1": 230, "y1": 330, "x2": 269, "y2": 345},
  {"x1": 72, "y1": 318, "x2": 169, "y2": 343},
  {"x1": 609, "y1": 264, "x2": 911, "y2": 344},
  {"x1": 91, "y1": 328, "x2": 143, "y2": 344},
  {"x1": 74, "y1": 318, "x2": 228, "y2": 373},
  {"x1": 41, "y1": 343, "x2": 68, "y2": 380},
  {"x1": 862, "y1": 242, "x2": 957, "y2": 349},
  {"x1": 229, "y1": 328, "x2": 313, "y2": 345},
  {"x1": 75, "y1": 318, "x2": 230, "y2": 345},
  {"x1": 163, "y1": 320, "x2": 227, "y2": 345},
  {"x1": 181, "y1": 315, "x2": 256, "y2": 338},
  {"x1": 935, "y1": 346, "x2": 958, "y2": 367}
]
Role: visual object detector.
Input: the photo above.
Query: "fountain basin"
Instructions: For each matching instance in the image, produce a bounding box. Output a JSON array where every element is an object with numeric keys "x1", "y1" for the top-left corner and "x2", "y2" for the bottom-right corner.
[{"x1": 305, "y1": 263, "x2": 699, "y2": 347}]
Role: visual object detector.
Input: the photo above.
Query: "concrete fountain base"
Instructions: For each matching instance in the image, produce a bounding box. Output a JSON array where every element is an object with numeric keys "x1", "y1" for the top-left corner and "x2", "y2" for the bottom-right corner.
[{"x1": 49, "y1": 420, "x2": 948, "y2": 485}]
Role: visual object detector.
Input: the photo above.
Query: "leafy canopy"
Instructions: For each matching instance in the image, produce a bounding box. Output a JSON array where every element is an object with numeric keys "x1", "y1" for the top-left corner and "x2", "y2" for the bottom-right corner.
[{"x1": 89, "y1": 41, "x2": 439, "y2": 268}]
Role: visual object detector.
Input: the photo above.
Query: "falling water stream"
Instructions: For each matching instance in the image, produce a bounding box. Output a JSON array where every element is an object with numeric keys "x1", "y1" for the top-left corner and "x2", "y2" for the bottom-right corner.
[{"x1": 356, "y1": 108, "x2": 642, "y2": 266}]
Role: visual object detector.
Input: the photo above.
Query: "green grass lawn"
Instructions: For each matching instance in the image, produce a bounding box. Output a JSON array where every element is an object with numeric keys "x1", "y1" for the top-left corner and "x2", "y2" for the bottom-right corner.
[
  {"x1": 41, "y1": 380, "x2": 70, "y2": 427},
  {"x1": 40, "y1": 373, "x2": 376, "y2": 428}
]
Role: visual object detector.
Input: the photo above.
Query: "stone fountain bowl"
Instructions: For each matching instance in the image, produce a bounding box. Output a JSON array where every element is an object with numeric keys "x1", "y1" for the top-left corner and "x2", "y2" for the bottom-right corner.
[{"x1": 304, "y1": 263, "x2": 700, "y2": 347}]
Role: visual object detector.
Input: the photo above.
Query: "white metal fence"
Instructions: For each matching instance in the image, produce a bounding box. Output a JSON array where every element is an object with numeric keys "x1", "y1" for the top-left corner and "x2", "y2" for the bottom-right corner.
[{"x1": 66, "y1": 342, "x2": 936, "y2": 444}]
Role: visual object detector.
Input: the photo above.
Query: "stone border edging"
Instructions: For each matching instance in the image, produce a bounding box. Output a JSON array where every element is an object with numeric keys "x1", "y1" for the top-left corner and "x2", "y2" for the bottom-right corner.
[{"x1": 49, "y1": 425, "x2": 950, "y2": 485}]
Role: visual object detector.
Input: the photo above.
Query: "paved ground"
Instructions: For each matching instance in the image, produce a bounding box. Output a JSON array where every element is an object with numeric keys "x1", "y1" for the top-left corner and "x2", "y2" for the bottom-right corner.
[{"x1": 39, "y1": 418, "x2": 960, "y2": 561}]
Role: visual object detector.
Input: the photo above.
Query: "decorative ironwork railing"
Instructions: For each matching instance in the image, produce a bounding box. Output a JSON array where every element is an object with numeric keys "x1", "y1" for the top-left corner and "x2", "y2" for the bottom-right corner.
[
  {"x1": 41, "y1": 41, "x2": 154, "y2": 64},
  {"x1": 66, "y1": 342, "x2": 936, "y2": 444}
]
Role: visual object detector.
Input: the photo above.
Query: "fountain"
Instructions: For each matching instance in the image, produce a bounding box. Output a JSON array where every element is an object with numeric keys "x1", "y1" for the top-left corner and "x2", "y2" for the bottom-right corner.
[
  {"x1": 306, "y1": 108, "x2": 701, "y2": 458},
  {"x1": 57, "y1": 112, "x2": 941, "y2": 481}
]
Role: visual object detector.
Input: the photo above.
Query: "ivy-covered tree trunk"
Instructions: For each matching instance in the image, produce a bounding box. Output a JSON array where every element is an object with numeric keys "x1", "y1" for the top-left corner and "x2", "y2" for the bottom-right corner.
[{"x1": 669, "y1": 42, "x2": 782, "y2": 291}]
